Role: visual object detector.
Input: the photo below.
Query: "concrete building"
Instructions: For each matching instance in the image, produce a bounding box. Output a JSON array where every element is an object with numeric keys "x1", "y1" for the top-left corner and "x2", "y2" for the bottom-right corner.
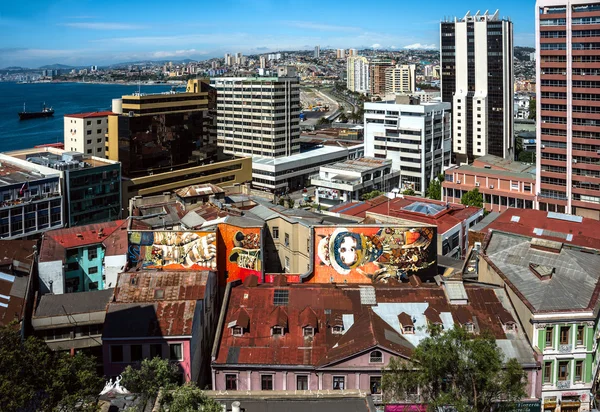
[
  {"x1": 0, "y1": 155, "x2": 63, "y2": 239},
  {"x1": 64, "y1": 111, "x2": 113, "y2": 158},
  {"x1": 212, "y1": 67, "x2": 301, "y2": 159},
  {"x1": 336, "y1": 49, "x2": 345, "y2": 59},
  {"x1": 385, "y1": 65, "x2": 416, "y2": 94},
  {"x1": 443, "y1": 154, "x2": 536, "y2": 212},
  {"x1": 441, "y1": 10, "x2": 514, "y2": 164},
  {"x1": 536, "y1": 0, "x2": 600, "y2": 219},
  {"x1": 347, "y1": 56, "x2": 370, "y2": 94},
  {"x1": 6, "y1": 147, "x2": 121, "y2": 227},
  {"x1": 259, "y1": 56, "x2": 266, "y2": 69},
  {"x1": 364, "y1": 97, "x2": 451, "y2": 195},
  {"x1": 38, "y1": 220, "x2": 128, "y2": 294},
  {"x1": 314, "y1": 46, "x2": 320, "y2": 59},
  {"x1": 311, "y1": 158, "x2": 399, "y2": 207},
  {"x1": 369, "y1": 60, "x2": 393, "y2": 96},
  {"x1": 348, "y1": 48, "x2": 358, "y2": 57}
]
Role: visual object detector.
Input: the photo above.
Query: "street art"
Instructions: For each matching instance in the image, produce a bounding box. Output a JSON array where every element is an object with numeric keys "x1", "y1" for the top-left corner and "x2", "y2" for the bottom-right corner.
[
  {"x1": 218, "y1": 225, "x2": 262, "y2": 282},
  {"x1": 128, "y1": 231, "x2": 217, "y2": 270},
  {"x1": 313, "y1": 226, "x2": 436, "y2": 284}
]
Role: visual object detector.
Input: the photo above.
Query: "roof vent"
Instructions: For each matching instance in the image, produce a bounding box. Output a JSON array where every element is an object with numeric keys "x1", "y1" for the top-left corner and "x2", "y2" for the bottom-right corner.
[
  {"x1": 529, "y1": 263, "x2": 555, "y2": 280},
  {"x1": 76, "y1": 233, "x2": 83, "y2": 238},
  {"x1": 359, "y1": 285, "x2": 377, "y2": 305},
  {"x1": 530, "y1": 237, "x2": 563, "y2": 253},
  {"x1": 510, "y1": 215, "x2": 520, "y2": 223}
]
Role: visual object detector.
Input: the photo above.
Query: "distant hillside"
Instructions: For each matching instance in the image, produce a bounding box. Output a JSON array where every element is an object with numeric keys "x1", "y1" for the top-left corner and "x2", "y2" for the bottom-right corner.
[
  {"x1": 38, "y1": 64, "x2": 76, "y2": 70},
  {"x1": 515, "y1": 46, "x2": 535, "y2": 61}
]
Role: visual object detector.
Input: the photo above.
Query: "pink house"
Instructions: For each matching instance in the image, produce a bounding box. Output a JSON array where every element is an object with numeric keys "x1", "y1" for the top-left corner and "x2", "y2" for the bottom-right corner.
[
  {"x1": 212, "y1": 277, "x2": 539, "y2": 405},
  {"x1": 102, "y1": 271, "x2": 217, "y2": 386}
]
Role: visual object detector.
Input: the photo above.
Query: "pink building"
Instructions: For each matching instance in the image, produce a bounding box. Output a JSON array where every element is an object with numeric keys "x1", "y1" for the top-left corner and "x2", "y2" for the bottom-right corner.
[
  {"x1": 442, "y1": 154, "x2": 536, "y2": 213},
  {"x1": 102, "y1": 271, "x2": 217, "y2": 386},
  {"x1": 212, "y1": 276, "x2": 539, "y2": 405}
]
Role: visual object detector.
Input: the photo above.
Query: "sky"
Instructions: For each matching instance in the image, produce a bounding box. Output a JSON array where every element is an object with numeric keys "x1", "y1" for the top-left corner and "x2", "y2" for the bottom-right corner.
[{"x1": 0, "y1": 0, "x2": 536, "y2": 68}]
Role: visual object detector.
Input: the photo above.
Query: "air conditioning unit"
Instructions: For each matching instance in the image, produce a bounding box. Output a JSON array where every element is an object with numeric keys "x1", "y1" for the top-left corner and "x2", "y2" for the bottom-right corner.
[
  {"x1": 489, "y1": 184, "x2": 495, "y2": 189},
  {"x1": 456, "y1": 180, "x2": 461, "y2": 184},
  {"x1": 475, "y1": 182, "x2": 480, "y2": 187},
  {"x1": 541, "y1": 145, "x2": 546, "y2": 149}
]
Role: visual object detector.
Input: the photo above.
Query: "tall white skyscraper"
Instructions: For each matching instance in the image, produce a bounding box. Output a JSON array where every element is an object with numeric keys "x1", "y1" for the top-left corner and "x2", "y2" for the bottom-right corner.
[
  {"x1": 314, "y1": 46, "x2": 320, "y2": 59},
  {"x1": 347, "y1": 56, "x2": 369, "y2": 94}
]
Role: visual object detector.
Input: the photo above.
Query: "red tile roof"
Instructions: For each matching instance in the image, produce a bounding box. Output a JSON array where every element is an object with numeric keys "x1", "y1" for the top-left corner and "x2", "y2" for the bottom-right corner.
[
  {"x1": 64, "y1": 111, "x2": 114, "y2": 119},
  {"x1": 214, "y1": 283, "x2": 511, "y2": 368},
  {"x1": 474, "y1": 209, "x2": 600, "y2": 250},
  {"x1": 115, "y1": 271, "x2": 209, "y2": 303},
  {"x1": 39, "y1": 220, "x2": 128, "y2": 262}
]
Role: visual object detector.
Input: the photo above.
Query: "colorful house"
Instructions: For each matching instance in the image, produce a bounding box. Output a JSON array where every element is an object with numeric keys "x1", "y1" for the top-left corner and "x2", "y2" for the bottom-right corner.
[{"x1": 102, "y1": 271, "x2": 217, "y2": 386}]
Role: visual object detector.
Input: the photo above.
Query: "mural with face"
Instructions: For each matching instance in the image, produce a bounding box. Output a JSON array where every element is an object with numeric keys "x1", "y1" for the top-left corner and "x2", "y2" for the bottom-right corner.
[{"x1": 314, "y1": 226, "x2": 436, "y2": 284}]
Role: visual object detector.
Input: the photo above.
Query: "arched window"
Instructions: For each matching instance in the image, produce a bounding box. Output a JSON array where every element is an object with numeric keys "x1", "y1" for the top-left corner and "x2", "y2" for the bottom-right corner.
[{"x1": 370, "y1": 350, "x2": 383, "y2": 363}]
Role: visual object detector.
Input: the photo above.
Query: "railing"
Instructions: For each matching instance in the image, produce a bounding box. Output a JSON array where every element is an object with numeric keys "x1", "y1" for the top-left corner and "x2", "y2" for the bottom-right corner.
[{"x1": 0, "y1": 193, "x2": 61, "y2": 208}]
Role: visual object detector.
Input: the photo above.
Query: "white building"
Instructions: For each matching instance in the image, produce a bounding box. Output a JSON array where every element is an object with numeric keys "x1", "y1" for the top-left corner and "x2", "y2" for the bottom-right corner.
[
  {"x1": 385, "y1": 64, "x2": 416, "y2": 94},
  {"x1": 364, "y1": 96, "x2": 451, "y2": 195},
  {"x1": 64, "y1": 111, "x2": 112, "y2": 158},
  {"x1": 347, "y1": 56, "x2": 369, "y2": 94},
  {"x1": 314, "y1": 46, "x2": 320, "y2": 59},
  {"x1": 311, "y1": 157, "x2": 399, "y2": 207}
]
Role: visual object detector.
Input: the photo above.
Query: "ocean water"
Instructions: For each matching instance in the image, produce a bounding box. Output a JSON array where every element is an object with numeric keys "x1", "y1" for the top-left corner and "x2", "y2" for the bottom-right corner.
[{"x1": 0, "y1": 82, "x2": 173, "y2": 152}]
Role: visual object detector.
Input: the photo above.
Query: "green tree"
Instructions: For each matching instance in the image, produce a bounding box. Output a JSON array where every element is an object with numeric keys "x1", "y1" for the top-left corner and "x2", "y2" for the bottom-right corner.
[
  {"x1": 382, "y1": 326, "x2": 526, "y2": 412},
  {"x1": 161, "y1": 383, "x2": 222, "y2": 412},
  {"x1": 0, "y1": 324, "x2": 103, "y2": 412},
  {"x1": 461, "y1": 188, "x2": 484, "y2": 208},
  {"x1": 338, "y1": 113, "x2": 349, "y2": 123},
  {"x1": 426, "y1": 174, "x2": 445, "y2": 200},
  {"x1": 361, "y1": 190, "x2": 383, "y2": 200},
  {"x1": 518, "y1": 151, "x2": 535, "y2": 163},
  {"x1": 121, "y1": 357, "x2": 180, "y2": 408},
  {"x1": 287, "y1": 198, "x2": 295, "y2": 209},
  {"x1": 317, "y1": 117, "x2": 331, "y2": 126},
  {"x1": 528, "y1": 98, "x2": 536, "y2": 120},
  {"x1": 402, "y1": 188, "x2": 415, "y2": 196}
]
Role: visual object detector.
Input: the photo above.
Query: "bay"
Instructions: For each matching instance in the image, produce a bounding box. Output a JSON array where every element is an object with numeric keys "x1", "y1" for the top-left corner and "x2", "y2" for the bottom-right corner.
[{"x1": 0, "y1": 82, "x2": 174, "y2": 152}]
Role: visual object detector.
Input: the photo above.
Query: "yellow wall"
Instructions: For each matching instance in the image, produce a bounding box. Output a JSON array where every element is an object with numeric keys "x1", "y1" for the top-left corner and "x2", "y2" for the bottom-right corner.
[
  {"x1": 106, "y1": 115, "x2": 120, "y2": 161},
  {"x1": 264, "y1": 218, "x2": 311, "y2": 274}
]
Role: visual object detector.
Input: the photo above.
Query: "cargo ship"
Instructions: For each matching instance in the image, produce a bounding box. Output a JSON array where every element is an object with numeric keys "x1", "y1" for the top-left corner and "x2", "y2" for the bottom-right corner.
[{"x1": 18, "y1": 103, "x2": 54, "y2": 120}]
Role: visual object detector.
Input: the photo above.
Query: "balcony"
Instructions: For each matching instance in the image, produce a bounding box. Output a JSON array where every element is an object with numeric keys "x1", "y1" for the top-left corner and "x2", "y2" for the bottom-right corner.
[{"x1": 0, "y1": 192, "x2": 61, "y2": 209}]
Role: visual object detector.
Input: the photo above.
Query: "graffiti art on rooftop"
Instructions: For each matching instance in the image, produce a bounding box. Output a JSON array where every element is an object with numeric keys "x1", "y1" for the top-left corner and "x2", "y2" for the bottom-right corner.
[
  {"x1": 314, "y1": 226, "x2": 436, "y2": 283},
  {"x1": 220, "y1": 225, "x2": 262, "y2": 282},
  {"x1": 128, "y1": 231, "x2": 217, "y2": 270}
]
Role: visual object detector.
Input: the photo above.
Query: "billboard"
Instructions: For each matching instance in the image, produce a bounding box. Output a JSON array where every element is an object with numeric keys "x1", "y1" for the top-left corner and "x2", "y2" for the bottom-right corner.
[
  {"x1": 312, "y1": 226, "x2": 436, "y2": 284},
  {"x1": 128, "y1": 231, "x2": 217, "y2": 270},
  {"x1": 218, "y1": 224, "x2": 262, "y2": 283}
]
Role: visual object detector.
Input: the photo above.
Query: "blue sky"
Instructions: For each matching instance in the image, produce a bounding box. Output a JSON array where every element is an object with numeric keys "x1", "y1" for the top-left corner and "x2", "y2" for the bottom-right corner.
[{"x1": 0, "y1": 0, "x2": 536, "y2": 67}]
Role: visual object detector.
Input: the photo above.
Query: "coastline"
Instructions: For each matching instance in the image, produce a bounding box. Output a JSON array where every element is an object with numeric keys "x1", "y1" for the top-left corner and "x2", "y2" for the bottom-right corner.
[{"x1": 10, "y1": 80, "x2": 187, "y2": 86}]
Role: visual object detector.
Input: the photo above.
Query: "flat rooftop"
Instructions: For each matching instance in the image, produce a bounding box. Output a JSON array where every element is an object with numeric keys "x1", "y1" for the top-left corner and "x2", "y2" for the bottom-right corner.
[
  {"x1": 323, "y1": 157, "x2": 391, "y2": 173},
  {"x1": 252, "y1": 145, "x2": 348, "y2": 167},
  {"x1": 0, "y1": 161, "x2": 56, "y2": 185},
  {"x1": 473, "y1": 154, "x2": 536, "y2": 174},
  {"x1": 34, "y1": 288, "x2": 114, "y2": 318},
  {"x1": 64, "y1": 111, "x2": 114, "y2": 119}
]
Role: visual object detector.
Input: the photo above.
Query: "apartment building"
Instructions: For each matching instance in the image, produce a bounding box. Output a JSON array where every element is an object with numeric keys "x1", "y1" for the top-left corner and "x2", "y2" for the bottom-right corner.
[
  {"x1": 336, "y1": 49, "x2": 345, "y2": 59},
  {"x1": 347, "y1": 56, "x2": 370, "y2": 94},
  {"x1": 443, "y1": 154, "x2": 536, "y2": 212},
  {"x1": 64, "y1": 111, "x2": 112, "y2": 158},
  {"x1": 212, "y1": 67, "x2": 301, "y2": 159},
  {"x1": 369, "y1": 60, "x2": 393, "y2": 96},
  {"x1": 348, "y1": 48, "x2": 358, "y2": 57},
  {"x1": 536, "y1": 0, "x2": 600, "y2": 219},
  {"x1": 385, "y1": 64, "x2": 416, "y2": 94},
  {"x1": 314, "y1": 46, "x2": 320, "y2": 59},
  {"x1": 364, "y1": 96, "x2": 451, "y2": 195},
  {"x1": 441, "y1": 10, "x2": 514, "y2": 164}
]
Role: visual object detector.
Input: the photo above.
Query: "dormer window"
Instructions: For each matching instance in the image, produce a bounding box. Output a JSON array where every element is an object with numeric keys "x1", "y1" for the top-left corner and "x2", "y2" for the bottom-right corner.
[
  {"x1": 332, "y1": 325, "x2": 344, "y2": 334},
  {"x1": 370, "y1": 350, "x2": 383, "y2": 363},
  {"x1": 505, "y1": 322, "x2": 516, "y2": 332},
  {"x1": 303, "y1": 326, "x2": 314, "y2": 337},
  {"x1": 403, "y1": 325, "x2": 414, "y2": 334},
  {"x1": 464, "y1": 323, "x2": 474, "y2": 333},
  {"x1": 232, "y1": 326, "x2": 243, "y2": 337},
  {"x1": 272, "y1": 326, "x2": 284, "y2": 336}
]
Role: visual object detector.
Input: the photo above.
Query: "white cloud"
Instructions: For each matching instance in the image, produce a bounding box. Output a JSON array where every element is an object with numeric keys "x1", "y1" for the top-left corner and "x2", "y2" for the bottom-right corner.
[
  {"x1": 62, "y1": 22, "x2": 146, "y2": 30},
  {"x1": 371, "y1": 43, "x2": 381, "y2": 49},
  {"x1": 390, "y1": 45, "x2": 397, "y2": 49},
  {"x1": 403, "y1": 43, "x2": 437, "y2": 50}
]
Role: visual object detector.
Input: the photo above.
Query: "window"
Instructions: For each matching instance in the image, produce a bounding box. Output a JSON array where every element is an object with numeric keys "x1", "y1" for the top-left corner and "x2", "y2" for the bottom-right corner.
[
  {"x1": 560, "y1": 326, "x2": 570, "y2": 345},
  {"x1": 232, "y1": 326, "x2": 243, "y2": 336},
  {"x1": 97, "y1": 119, "x2": 102, "y2": 124},
  {"x1": 297, "y1": 375, "x2": 308, "y2": 390},
  {"x1": 558, "y1": 360, "x2": 569, "y2": 381},
  {"x1": 130, "y1": 344, "x2": 143, "y2": 362},
  {"x1": 88, "y1": 266, "x2": 98, "y2": 274},
  {"x1": 370, "y1": 350, "x2": 383, "y2": 363},
  {"x1": 370, "y1": 376, "x2": 382, "y2": 394},
  {"x1": 97, "y1": 129, "x2": 101, "y2": 134},
  {"x1": 575, "y1": 360, "x2": 583, "y2": 382},
  {"x1": 226, "y1": 374, "x2": 237, "y2": 390},
  {"x1": 87, "y1": 121, "x2": 91, "y2": 126},
  {"x1": 169, "y1": 343, "x2": 183, "y2": 361},
  {"x1": 111, "y1": 345, "x2": 123, "y2": 363},
  {"x1": 545, "y1": 327, "x2": 554, "y2": 348},
  {"x1": 284, "y1": 233, "x2": 290, "y2": 247},
  {"x1": 403, "y1": 325, "x2": 414, "y2": 334},
  {"x1": 88, "y1": 247, "x2": 97, "y2": 260},
  {"x1": 87, "y1": 139, "x2": 92, "y2": 144},
  {"x1": 272, "y1": 226, "x2": 279, "y2": 239},
  {"x1": 303, "y1": 327, "x2": 314, "y2": 337},
  {"x1": 307, "y1": 238, "x2": 310, "y2": 253},
  {"x1": 333, "y1": 376, "x2": 345, "y2": 390},
  {"x1": 87, "y1": 130, "x2": 92, "y2": 135},
  {"x1": 465, "y1": 323, "x2": 474, "y2": 333},
  {"x1": 88, "y1": 281, "x2": 98, "y2": 290},
  {"x1": 543, "y1": 362, "x2": 552, "y2": 384},
  {"x1": 577, "y1": 325, "x2": 585, "y2": 346},
  {"x1": 284, "y1": 256, "x2": 290, "y2": 271},
  {"x1": 97, "y1": 147, "x2": 102, "y2": 153},
  {"x1": 261, "y1": 374, "x2": 273, "y2": 390},
  {"x1": 272, "y1": 326, "x2": 283, "y2": 336},
  {"x1": 150, "y1": 344, "x2": 162, "y2": 359},
  {"x1": 332, "y1": 325, "x2": 344, "y2": 334}
]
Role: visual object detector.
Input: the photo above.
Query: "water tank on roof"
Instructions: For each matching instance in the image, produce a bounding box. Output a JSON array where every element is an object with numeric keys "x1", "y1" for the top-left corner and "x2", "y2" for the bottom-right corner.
[
  {"x1": 112, "y1": 98, "x2": 123, "y2": 114},
  {"x1": 62, "y1": 152, "x2": 83, "y2": 163}
]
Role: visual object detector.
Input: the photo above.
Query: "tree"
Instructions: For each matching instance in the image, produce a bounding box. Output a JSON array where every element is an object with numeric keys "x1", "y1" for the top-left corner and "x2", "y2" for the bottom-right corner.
[
  {"x1": 528, "y1": 97, "x2": 536, "y2": 120},
  {"x1": 382, "y1": 326, "x2": 526, "y2": 412},
  {"x1": 338, "y1": 113, "x2": 348, "y2": 123},
  {"x1": 0, "y1": 324, "x2": 103, "y2": 412},
  {"x1": 461, "y1": 188, "x2": 484, "y2": 208},
  {"x1": 402, "y1": 188, "x2": 415, "y2": 196},
  {"x1": 361, "y1": 190, "x2": 383, "y2": 200},
  {"x1": 160, "y1": 383, "x2": 222, "y2": 412},
  {"x1": 426, "y1": 174, "x2": 445, "y2": 200},
  {"x1": 121, "y1": 357, "x2": 180, "y2": 407},
  {"x1": 317, "y1": 117, "x2": 331, "y2": 126},
  {"x1": 287, "y1": 198, "x2": 295, "y2": 209},
  {"x1": 518, "y1": 151, "x2": 535, "y2": 163}
]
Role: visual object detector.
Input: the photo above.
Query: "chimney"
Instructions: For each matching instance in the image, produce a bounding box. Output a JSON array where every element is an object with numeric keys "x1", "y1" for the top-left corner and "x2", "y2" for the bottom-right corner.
[{"x1": 232, "y1": 401, "x2": 241, "y2": 412}]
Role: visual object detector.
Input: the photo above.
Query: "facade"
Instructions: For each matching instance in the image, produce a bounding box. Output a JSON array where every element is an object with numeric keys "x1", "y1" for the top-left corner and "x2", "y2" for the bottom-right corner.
[
  {"x1": 64, "y1": 111, "x2": 113, "y2": 158},
  {"x1": 328, "y1": 195, "x2": 483, "y2": 259},
  {"x1": 385, "y1": 65, "x2": 416, "y2": 94},
  {"x1": 336, "y1": 49, "x2": 345, "y2": 59},
  {"x1": 443, "y1": 154, "x2": 536, "y2": 212},
  {"x1": 364, "y1": 97, "x2": 451, "y2": 195},
  {"x1": 347, "y1": 56, "x2": 370, "y2": 94},
  {"x1": 38, "y1": 220, "x2": 128, "y2": 294},
  {"x1": 479, "y1": 225, "x2": 600, "y2": 412},
  {"x1": 212, "y1": 280, "x2": 538, "y2": 405},
  {"x1": 311, "y1": 158, "x2": 399, "y2": 206},
  {"x1": 441, "y1": 10, "x2": 514, "y2": 164},
  {"x1": 536, "y1": 0, "x2": 600, "y2": 219},
  {"x1": 0, "y1": 240, "x2": 37, "y2": 329},
  {"x1": 213, "y1": 67, "x2": 300, "y2": 159},
  {"x1": 0, "y1": 154, "x2": 63, "y2": 239},
  {"x1": 314, "y1": 46, "x2": 320, "y2": 59},
  {"x1": 348, "y1": 48, "x2": 358, "y2": 57},
  {"x1": 102, "y1": 271, "x2": 217, "y2": 385},
  {"x1": 369, "y1": 60, "x2": 393, "y2": 96}
]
